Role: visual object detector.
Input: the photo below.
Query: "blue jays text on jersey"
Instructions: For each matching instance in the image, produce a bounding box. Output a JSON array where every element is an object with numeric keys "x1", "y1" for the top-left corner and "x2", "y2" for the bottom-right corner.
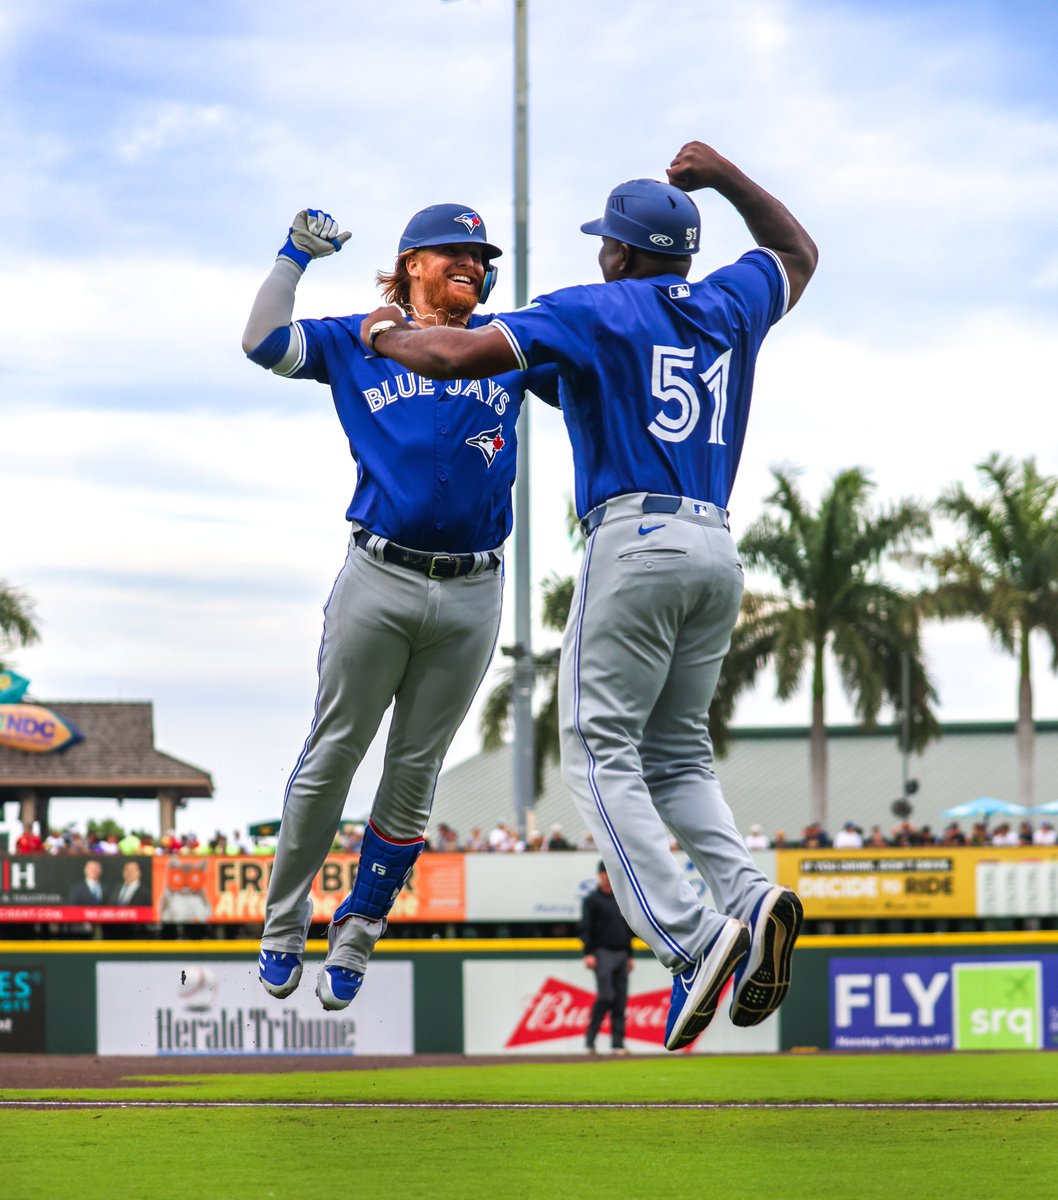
[
  {"x1": 361, "y1": 372, "x2": 513, "y2": 416},
  {"x1": 491, "y1": 249, "x2": 789, "y2": 517},
  {"x1": 257, "y1": 311, "x2": 556, "y2": 553}
]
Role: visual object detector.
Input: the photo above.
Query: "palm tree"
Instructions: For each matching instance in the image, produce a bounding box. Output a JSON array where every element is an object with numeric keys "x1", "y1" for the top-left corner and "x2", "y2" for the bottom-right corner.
[
  {"x1": 716, "y1": 467, "x2": 938, "y2": 827},
  {"x1": 0, "y1": 580, "x2": 40, "y2": 668},
  {"x1": 929, "y1": 454, "x2": 1058, "y2": 807}
]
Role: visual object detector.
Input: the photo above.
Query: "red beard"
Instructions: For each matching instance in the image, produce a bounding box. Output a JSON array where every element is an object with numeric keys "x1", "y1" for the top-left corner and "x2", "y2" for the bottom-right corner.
[{"x1": 414, "y1": 259, "x2": 480, "y2": 322}]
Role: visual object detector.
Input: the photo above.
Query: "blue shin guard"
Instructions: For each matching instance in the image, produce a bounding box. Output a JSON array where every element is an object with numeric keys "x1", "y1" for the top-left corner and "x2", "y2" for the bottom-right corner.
[{"x1": 333, "y1": 822, "x2": 426, "y2": 925}]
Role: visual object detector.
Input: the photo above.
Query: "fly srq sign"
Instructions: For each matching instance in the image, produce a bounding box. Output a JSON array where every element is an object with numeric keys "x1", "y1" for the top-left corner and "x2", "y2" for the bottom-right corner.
[{"x1": 829, "y1": 954, "x2": 1058, "y2": 1052}]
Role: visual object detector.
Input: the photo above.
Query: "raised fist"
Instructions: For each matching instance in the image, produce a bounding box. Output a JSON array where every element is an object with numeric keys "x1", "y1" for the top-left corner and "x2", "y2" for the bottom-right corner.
[{"x1": 278, "y1": 209, "x2": 351, "y2": 270}]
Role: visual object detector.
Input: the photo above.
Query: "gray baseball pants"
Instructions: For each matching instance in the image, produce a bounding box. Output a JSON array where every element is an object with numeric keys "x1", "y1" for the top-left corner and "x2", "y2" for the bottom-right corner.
[
  {"x1": 559, "y1": 493, "x2": 770, "y2": 974},
  {"x1": 261, "y1": 526, "x2": 503, "y2": 956}
]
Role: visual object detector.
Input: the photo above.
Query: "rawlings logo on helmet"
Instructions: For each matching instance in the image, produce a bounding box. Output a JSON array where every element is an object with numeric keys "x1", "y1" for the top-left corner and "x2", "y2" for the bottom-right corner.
[
  {"x1": 455, "y1": 211, "x2": 483, "y2": 235},
  {"x1": 650, "y1": 233, "x2": 674, "y2": 247}
]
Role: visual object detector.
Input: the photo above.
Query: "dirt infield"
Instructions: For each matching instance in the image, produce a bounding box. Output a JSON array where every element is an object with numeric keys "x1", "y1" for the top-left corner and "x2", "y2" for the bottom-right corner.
[{"x1": 0, "y1": 1053, "x2": 587, "y2": 1089}]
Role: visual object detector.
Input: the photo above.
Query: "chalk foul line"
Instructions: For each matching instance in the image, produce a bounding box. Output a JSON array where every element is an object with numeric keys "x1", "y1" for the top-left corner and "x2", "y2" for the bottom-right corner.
[{"x1": 2, "y1": 1100, "x2": 1057, "y2": 1111}]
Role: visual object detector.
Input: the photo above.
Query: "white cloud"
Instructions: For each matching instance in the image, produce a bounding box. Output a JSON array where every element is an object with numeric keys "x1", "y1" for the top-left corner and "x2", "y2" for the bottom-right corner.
[
  {"x1": 114, "y1": 102, "x2": 241, "y2": 162},
  {"x1": 5, "y1": 0, "x2": 1058, "y2": 840}
]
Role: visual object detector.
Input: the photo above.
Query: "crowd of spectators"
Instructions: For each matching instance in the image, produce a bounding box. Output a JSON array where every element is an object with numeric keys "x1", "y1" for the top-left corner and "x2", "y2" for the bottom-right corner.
[
  {"x1": 10, "y1": 818, "x2": 596, "y2": 858},
  {"x1": 335, "y1": 819, "x2": 593, "y2": 855},
  {"x1": 744, "y1": 817, "x2": 1058, "y2": 850},
  {"x1": 11, "y1": 823, "x2": 266, "y2": 856},
  {"x1": 13, "y1": 812, "x2": 1057, "y2": 859}
]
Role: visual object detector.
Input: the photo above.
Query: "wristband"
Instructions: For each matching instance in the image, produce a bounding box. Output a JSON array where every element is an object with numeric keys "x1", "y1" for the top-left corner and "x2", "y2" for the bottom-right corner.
[{"x1": 277, "y1": 235, "x2": 311, "y2": 271}]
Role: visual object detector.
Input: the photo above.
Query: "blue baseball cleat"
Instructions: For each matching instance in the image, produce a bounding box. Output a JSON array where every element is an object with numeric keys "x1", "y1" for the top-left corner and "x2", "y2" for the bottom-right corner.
[
  {"x1": 730, "y1": 886, "x2": 804, "y2": 1027},
  {"x1": 316, "y1": 964, "x2": 365, "y2": 1011},
  {"x1": 258, "y1": 950, "x2": 303, "y2": 999},
  {"x1": 664, "y1": 917, "x2": 750, "y2": 1052}
]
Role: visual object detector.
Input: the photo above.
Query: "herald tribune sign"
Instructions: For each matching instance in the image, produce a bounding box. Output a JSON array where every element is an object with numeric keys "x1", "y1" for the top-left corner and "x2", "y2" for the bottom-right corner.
[{"x1": 96, "y1": 960, "x2": 413, "y2": 1055}]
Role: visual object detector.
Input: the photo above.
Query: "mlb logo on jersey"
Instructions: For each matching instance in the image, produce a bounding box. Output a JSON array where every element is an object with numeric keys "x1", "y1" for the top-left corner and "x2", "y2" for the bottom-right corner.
[
  {"x1": 668, "y1": 283, "x2": 691, "y2": 299},
  {"x1": 455, "y1": 211, "x2": 483, "y2": 235}
]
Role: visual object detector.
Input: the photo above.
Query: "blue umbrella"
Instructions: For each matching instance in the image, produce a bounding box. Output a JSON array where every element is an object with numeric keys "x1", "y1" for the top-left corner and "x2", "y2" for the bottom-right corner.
[
  {"x1": 941, "y1": 797, "x2": 1028, "y2": 819},
  {"x1": 1029, "y1": 799, "x2": 1058, "y2": 816}
]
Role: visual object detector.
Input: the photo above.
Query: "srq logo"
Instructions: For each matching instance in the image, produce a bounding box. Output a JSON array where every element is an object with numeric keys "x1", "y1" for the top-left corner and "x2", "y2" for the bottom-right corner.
[{"x1": 953, "y1": 962, "x2": 1041, "y2": 1050}]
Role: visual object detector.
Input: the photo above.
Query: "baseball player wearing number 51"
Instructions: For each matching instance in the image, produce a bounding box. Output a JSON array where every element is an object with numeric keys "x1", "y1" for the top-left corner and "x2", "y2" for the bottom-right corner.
[
  {"x1": 361, "y1": 141, "x2": 818, "y2": 1050},
  {"x1": 242, "y1": 205, "x2": 556, "y2": 1011}
]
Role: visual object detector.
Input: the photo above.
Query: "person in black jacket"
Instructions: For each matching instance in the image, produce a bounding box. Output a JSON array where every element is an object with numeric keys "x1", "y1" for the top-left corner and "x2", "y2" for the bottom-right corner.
[{"x1": 580, "y1": 861, "x2": 634, "y2": 1055}]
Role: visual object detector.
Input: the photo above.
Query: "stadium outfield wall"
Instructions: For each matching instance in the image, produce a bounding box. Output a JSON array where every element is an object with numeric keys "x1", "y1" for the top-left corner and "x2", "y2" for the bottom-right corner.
[{"x1": 2, "y1": 931, "x2": 1057, "y2": 1057}]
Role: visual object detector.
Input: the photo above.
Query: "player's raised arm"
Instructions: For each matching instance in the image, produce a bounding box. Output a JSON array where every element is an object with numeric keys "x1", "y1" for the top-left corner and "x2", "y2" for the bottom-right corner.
[
  {"x1": 360, "y1": 305, "x2": 517, "y2": 380},
  {"x1": 667, "y1": 141, "x2": 818, "y2": 309},
  {"x1": 241, "y1": 209, "x2": 351, "y2": 369}
]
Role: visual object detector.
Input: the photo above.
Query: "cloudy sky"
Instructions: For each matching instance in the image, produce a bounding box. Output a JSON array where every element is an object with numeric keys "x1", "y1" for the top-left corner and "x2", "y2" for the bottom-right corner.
[{"x1": 3, "y1": 0, "x2": 1058, "y2": 839}]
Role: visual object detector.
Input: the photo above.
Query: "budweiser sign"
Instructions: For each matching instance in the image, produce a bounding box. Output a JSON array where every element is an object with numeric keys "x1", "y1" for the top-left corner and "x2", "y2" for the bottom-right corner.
[{"x1": 506, "y1": 976, "x2": 680, "y2": 1048}]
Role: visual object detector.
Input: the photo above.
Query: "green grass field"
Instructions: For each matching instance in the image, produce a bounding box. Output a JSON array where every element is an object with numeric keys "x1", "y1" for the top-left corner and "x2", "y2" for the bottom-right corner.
[{"x1": 4, "y1": 1054, "x2": 1057, "y2": 1200}]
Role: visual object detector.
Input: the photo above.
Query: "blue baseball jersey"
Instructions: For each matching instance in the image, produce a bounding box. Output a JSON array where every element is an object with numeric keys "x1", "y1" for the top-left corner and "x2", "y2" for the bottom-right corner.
[
  {"x1": 492, "y1": 248, "x2": 789, "y2": 516},
  {"x1": 276, "y1": 313, "x2": 556, "y2": 552}
]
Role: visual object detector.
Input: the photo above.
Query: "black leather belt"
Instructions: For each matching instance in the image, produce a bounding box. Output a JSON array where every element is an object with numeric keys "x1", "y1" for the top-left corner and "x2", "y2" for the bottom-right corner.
[
  {"x1": 581, "y1": 493, "x2": 683, "y2": 536},
  {"x1": 354, "y1": 529, "x2": 500, "y2": 579}
]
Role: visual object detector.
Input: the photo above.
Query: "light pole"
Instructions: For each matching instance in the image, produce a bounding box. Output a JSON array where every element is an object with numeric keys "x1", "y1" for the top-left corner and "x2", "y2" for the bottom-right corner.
[{"x1": 509, "y1": 0, "x2": 535, "y2": 841}]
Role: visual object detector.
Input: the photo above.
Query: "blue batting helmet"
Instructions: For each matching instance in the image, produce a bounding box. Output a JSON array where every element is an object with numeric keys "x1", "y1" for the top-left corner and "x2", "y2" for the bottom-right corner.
[
  {"x1": 398, "y1": 204, "x2": 503, "y2": 259},
  {"x1": 581, "y1": 179, "x2": 700, "y2": 255}
]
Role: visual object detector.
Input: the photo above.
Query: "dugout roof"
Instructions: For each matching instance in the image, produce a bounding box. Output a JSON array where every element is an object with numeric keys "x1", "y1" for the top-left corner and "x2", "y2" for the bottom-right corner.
[{"x1": 0, "y1": 700, "x2": 212, "y2": 810}]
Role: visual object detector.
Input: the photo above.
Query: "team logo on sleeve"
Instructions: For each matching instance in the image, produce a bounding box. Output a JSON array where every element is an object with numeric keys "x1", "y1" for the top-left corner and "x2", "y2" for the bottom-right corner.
[
  {"x1": 466, "y1": 425, "x2": 506, "y2": 466},
  {"x1": 455, "y1": 211, "x2": 483, "y2": 235}
]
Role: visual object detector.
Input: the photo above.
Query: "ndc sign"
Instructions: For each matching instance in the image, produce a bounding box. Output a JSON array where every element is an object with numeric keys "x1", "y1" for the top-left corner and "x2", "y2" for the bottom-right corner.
[{"x1": 0, "y1": 704, "x2": 84, "y2": 754}]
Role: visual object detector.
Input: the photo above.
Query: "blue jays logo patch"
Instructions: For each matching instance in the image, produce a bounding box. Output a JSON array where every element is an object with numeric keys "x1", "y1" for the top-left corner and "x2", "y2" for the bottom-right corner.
[
  {"x1": 455, "y1": 211, "x2": 483, "y2": 235},
  {"x1": 466, "y1": 425, "x2": 506, "y2": 466}
]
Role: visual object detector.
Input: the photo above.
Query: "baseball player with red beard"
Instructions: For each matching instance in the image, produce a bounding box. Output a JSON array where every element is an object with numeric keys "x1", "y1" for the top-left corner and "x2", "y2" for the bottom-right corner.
[{"x1": 242, "y1": 205, "x2": 555, "y2": 1011}]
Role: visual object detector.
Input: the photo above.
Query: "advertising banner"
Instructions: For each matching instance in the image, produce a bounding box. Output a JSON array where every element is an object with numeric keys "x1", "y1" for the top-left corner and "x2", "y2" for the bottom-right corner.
[
  {"x1": 96, "y1": 959, "x2": 413, "y2": 1055},
  {"x1": 974, "y1": 852, "x2": 1058, "y2": 917},
  {"x1": 461, "y1": 851, "x2": 766, "y2": 923},
  {"x1": 151, "y1": 854, "x2": 465, "y2": 924},
  {"x1": 463, "y1": 959, "x2": 779, "y2": 1055},
  {"x1": 0, "y1": 855, "x2": 155, "y2": 923},
  {"x1": 465, "y1": 853, "x2": 602, "y2": 922},
  {"x1": 828, "y1": 953, "x2": 1058, "y2": 1052},
  {"x1": 778, "y1": 847, "x2": 1058, "y2": 920},
  {"x1": 0, "y1": 964, "x2": 46, "y2": 1051},
  {"x1": 0, "y1": 703, "x2": 84, "y2": 753}
]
